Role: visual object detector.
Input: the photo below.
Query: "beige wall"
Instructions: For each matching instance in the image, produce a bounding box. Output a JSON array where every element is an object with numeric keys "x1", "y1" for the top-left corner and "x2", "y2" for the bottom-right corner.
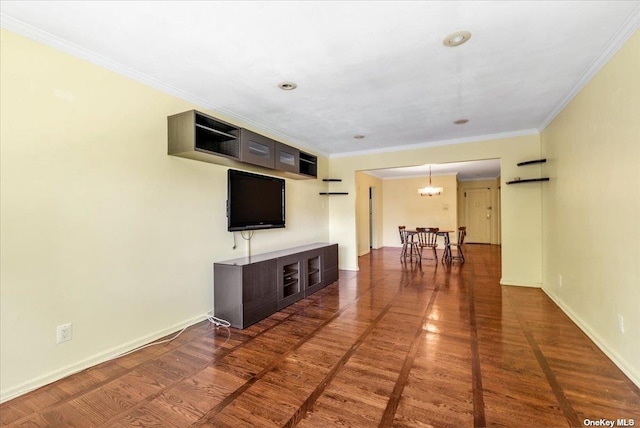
[
  {"x1": 382, "y1": 174, "x2": 457, "y2": 247},
  {"x1": 355, "y1": 172, "x2": 383, "y2": 256},
  {"x1": 541, "y1": 30, "x2": 640, "y2": 385},
  {"x1": 457, "y1": 178, "x2": 501, "y2": 245},
  {"x1": 0, "y1": 30, "x2": 329, "y2": 400}
]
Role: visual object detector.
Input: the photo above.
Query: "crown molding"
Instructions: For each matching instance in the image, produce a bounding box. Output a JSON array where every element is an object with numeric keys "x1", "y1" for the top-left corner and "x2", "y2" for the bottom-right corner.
[
  {"x1": 538, "y1": 4, "x2": 640, "y2": 131},
  {"x1": 329, "y1": 128, "x2": 539, "y2": 159},
  {"x1": 0, "y1": 14, "x2": 221, "y2": 112},
  {"x1": 0, "y1": 13, "x2": 327, "y2": 158}
]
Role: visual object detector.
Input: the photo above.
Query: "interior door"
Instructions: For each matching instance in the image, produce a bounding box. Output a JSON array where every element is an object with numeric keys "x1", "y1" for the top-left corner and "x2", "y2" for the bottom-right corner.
[{"x1": 465, "y1": 188, "x2": 491, "y2": 243}]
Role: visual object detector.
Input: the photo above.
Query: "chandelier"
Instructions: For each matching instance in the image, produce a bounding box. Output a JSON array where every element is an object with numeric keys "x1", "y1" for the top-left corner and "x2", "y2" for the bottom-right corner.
[{"x1": 418, "y1": 165, "x2": 443, "y2": 197}]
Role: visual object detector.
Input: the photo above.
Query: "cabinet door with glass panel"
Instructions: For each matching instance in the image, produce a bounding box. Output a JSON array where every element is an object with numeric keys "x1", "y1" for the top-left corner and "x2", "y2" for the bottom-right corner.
[
  {"x1": 240, "y1": 129, "x2": 275, "y2": 169},
  {"x1": 275, "y1": 142, "x2": 300, "y2": 173},
  {"x1": 277, "y1": 254, "x2": 305, "y2": 310}
]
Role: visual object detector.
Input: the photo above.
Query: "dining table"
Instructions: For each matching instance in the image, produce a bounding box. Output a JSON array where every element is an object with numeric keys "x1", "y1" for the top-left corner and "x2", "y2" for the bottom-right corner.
[{"x1": 408, "y1": 228, "x2": 454, "y2": 262}]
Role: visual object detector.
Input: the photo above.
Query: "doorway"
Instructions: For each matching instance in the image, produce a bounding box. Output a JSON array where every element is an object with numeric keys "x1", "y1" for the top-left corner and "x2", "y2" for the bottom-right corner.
[{"x1": 369, "y1": 187, "x2": 375, "y2": 249}]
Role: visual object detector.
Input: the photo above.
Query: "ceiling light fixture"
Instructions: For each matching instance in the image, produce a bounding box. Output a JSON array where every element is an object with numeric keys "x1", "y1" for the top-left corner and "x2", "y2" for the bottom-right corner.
[
  {"x1": 354, "y1": 135, "x2": 365, "y2": 139},
  {"x1": 443, "y1": 31, "x2": 471, "y2": 47},
  {"x1": 454, "y1": 119, "x2": 469, "y2": 125},
  {"x1": 278, "y1": 82, "x2": 297, "y2": 90},
  {"x1": 418, "y1": 165, "x2": 443, "y2": 197}
]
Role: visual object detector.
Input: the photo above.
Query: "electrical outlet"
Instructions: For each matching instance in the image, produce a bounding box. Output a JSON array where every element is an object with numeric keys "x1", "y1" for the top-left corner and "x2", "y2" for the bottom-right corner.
[
  {"x1": 558, "y1": 274, "x2": 562, "y2": 288},
  {"x1": 618, "y1": 314, "x2": 624, "y2": 334},
  {"x1": 56, "y1": 323, "x2": 72, "y2": 344}
]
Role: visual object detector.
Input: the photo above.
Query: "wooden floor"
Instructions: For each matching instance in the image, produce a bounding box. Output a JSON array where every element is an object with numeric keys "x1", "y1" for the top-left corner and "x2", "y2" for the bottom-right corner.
[{"x1": 2, "y1": 245, "x2": 639, "y2": 427}]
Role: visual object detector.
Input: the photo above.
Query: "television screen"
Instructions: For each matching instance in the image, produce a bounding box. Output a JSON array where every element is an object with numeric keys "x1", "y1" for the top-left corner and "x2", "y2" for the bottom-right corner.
[{"x1": 227, "y1": 169, "x2": 285, "y2": 231}]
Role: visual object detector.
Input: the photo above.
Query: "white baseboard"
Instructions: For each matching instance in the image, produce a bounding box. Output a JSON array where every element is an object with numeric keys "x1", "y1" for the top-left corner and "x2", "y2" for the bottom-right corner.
[
  {"x1": 0, "y1": 314, "x2": 209, "y2": 403},
  {"x1": 500, "y1": 278, "x2": 542, "y2": 288},
  {"x1": 542, "y1": 288, "x2": 640, "y2": 389}
]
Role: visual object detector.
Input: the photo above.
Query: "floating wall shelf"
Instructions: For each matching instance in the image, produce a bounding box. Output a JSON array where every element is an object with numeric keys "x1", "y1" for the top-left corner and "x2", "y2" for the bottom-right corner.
[
  {"x1": 320, "y1": 178, "x2": 348, "y2": 195},
  {"x1": 508, "y1": 158, "x2": 549, "y2": 185},
  {"x1": 506, "y1": 178, "x2": 550, "y2": 185},
  {"x1": 517, "y1": 158, "x2": 547, "y2": 166}
]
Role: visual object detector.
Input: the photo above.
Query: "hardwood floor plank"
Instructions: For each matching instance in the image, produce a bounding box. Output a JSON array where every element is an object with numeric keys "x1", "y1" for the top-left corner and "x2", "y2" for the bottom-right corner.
[
  {"x1": 506, "y1": 289, "x2": 581, "y2": 426},
  {"x1": 379, "y1": 285, "x2": 439, "y2": 426},
  {"x1": 2, "y1": 245, "x2": 639, "y2": 428},
  {"x1": 281, "y1": 298, "x2": 399, "y2": 427},
  {"x1": 110, "y1": 407, "x2": 180, "y2": 428},
  {"x1": 394, "y1": 389, "x2": 474, "y2": 427},
  {"x1": 40, "y1": 401, "x2": 95, "y2": 427},
  {"x1": 467, "y1": 272, "x2": 486, "y2": 427}
]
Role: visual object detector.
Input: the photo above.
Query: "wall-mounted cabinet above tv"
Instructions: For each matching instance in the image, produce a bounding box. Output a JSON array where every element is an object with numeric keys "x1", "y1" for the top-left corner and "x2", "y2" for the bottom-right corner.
[{"x1": 168, "y1": 110, "x2": 317, "y2": 179}]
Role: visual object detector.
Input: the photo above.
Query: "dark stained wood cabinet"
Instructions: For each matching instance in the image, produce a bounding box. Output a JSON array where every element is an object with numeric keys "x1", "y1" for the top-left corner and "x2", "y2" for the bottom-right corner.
[
  {"x1": 324, "y1": 244, "x2": 339, "y2": 286},
  {"x1": 168, "y1": 110, "x2": 240, "y2": 163},
  {"x1": 214, "y1": 243, "x2": 338, "y2": 328},
  {"x1": 168, "y1": 109, "x2": 317, "y2": 179},
  {"x1": 213, "y1": 259, "x2": 277, "y2": 329}
]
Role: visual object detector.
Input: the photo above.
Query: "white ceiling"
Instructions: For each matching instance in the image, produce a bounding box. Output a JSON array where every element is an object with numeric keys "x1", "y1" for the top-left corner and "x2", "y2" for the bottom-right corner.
[{"x1": 1, "y1": 1, "x2": 639, "y2": 180}]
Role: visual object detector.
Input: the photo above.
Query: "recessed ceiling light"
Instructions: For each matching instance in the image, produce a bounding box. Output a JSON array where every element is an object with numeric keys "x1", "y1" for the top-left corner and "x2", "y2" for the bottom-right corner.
[
  {"x1": 443, "y1": 31, "x2": 472, "y2": 47},
  {"x1": 278, "y1": 82, "x2": 297, "y2": 90},
  {"x1": 454, "y1": 119, "x2": 469, "y2": 125},
  {"x1": 354, "y1": 135, "x2": 365, "y2": 139}
]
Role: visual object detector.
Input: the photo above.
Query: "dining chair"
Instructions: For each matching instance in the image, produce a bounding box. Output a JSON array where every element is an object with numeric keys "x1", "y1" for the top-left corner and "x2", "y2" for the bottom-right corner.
[
  {"x1": 399, "y1": 226, "x2": 420, "y2": 261},
  {"x1": 398, "y1": 225, "x2": 407, "y2": 258},
  {"x1": 449, "y1": 226, "x2": 467, "y2": 262},
  {"x1": 416, "y1": 227, "x2": 439, "y2": 262}
]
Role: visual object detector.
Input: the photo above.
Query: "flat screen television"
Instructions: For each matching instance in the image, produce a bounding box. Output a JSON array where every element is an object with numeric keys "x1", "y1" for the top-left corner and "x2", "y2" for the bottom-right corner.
[{"x1": 227, "y1": 169, "x2": 285, "y2": 231}]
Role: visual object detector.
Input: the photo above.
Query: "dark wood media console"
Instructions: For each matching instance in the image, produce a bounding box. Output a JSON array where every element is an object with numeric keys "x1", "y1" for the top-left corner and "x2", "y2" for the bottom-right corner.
[{"x1": 214, "y1": 243, "x2": 338, "y2": 329}]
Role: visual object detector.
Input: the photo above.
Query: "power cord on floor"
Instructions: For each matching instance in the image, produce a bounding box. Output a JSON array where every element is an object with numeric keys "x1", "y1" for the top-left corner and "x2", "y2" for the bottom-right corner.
[
  {"x1": 116, "y1": 310, "x2": 230, "y2": 358},
  {"x1": 207, "y1": 313, "x2": 231, "y2": 327}
]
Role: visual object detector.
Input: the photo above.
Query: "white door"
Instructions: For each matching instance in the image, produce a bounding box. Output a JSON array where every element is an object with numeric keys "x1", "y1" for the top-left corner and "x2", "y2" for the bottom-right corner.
[{"x1": 465, "y1": 188, "x2": 491, "y2": 243}]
